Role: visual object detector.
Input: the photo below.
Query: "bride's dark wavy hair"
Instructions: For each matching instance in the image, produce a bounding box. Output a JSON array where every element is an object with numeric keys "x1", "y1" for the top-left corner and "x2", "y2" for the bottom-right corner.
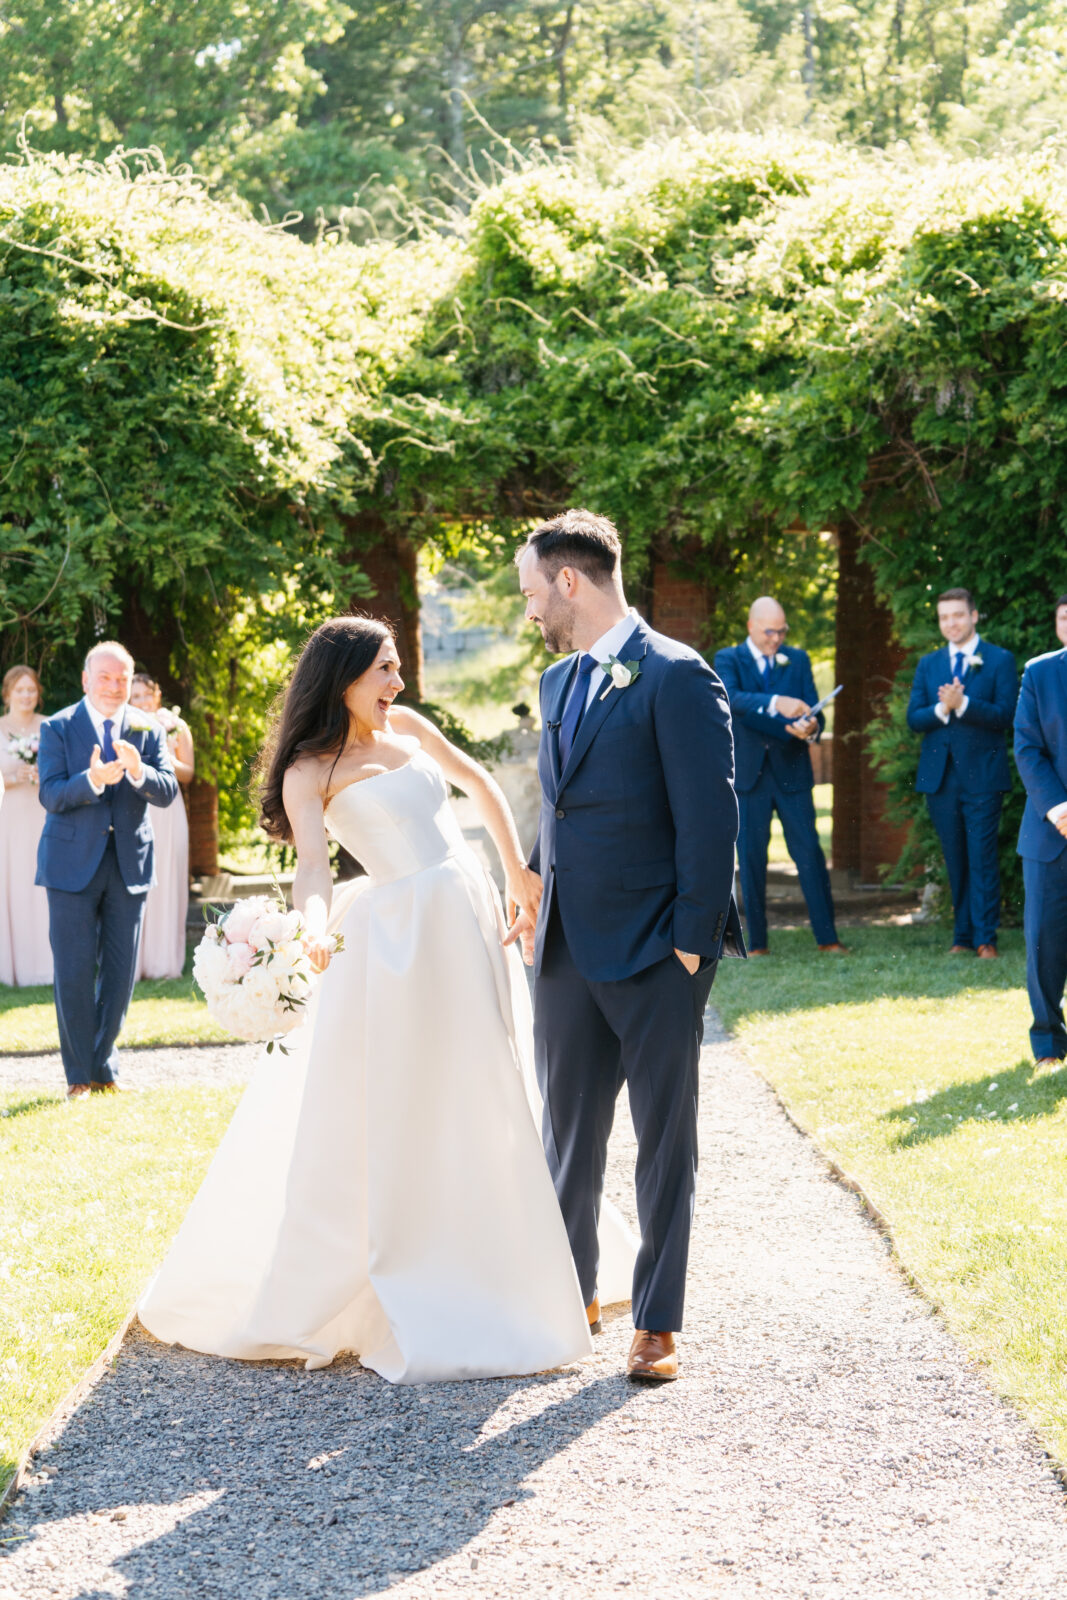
[{"x1": 255, "y1": 615, "x2": 395, "y2": 843}]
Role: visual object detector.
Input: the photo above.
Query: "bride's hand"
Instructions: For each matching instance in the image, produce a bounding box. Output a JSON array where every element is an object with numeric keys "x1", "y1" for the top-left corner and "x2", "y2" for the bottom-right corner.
[
  {"x1": 506, "y1": 865, "x2": 542, "y2": 927},
  {"x1": 502, "y1": 908, "x2": 536, "y2": 967},
  {"x1": 304, "y1": 935, "x2": 334, "y2": 974}
]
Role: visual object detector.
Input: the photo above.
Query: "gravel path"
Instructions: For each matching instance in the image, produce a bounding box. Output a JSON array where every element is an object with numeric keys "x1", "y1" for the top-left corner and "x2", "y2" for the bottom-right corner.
[
  {"x1": 1, "y1": 1043, "x2": 260, "y2": 1093},
  {"x1": 3, "y1": 1015, "x2": 1067, "y2": 1598}
]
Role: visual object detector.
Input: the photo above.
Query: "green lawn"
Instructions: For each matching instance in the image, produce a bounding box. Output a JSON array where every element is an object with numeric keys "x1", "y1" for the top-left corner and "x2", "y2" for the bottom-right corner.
[
  {"x1": 714, "y1": 924, "x2": 1067, "y2": 1465},
  {"x1": 0, "y1": 1080, "x2": 242, "y2": 1493},
  {"x1": 0, "y1": 972, "x2": 230, "y2": 1054}
]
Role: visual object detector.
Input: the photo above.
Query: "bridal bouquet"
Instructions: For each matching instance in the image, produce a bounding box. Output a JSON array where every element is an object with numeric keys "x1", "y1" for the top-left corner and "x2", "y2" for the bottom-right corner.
[{"x1": 192, "y1": 895, "x2": 340, "y2": 1048}]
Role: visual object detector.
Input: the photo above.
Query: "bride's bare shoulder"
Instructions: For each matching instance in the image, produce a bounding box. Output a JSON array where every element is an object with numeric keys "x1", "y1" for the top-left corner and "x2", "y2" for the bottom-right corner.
[{"x1": 283, "y1": 751, "x2": 333, "y2": 802}]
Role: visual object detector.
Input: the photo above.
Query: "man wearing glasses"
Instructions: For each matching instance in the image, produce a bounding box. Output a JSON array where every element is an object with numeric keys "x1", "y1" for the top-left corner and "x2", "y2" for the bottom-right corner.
[{"x1": 715, "y1": 597, "x2": 846, "y2": 955}]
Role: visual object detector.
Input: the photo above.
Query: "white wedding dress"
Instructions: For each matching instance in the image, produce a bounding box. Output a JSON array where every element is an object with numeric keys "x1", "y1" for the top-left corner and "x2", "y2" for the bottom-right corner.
[{"x1": 139, "y1": 750, "x2": 635, "y2": 1383}]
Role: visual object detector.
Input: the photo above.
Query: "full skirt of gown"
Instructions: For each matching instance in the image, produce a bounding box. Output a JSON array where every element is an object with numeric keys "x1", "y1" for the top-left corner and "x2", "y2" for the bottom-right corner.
[{"x1": 139, "y1": 752, "x2": 635, "y2": 1382}]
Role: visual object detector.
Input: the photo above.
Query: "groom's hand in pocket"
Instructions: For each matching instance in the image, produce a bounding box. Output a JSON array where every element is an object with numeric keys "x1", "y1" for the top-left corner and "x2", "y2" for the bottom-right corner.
[{"x1": 674, "y1": 949, "x2": 700, "y2": 975}]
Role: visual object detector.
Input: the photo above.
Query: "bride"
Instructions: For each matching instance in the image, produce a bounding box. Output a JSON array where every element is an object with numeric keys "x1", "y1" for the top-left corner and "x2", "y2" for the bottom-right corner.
[{"x1": 139, "y1": 616, "x2": 632, "y2": 1382}]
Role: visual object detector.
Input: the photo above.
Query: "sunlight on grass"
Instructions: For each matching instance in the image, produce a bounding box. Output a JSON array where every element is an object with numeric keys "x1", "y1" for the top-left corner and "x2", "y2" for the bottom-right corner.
[
  {"x1": 714, "y1": 925, "x2": 1067, "y2": 1465},
  {"x1": 0, "y1": 978, "x2": 232, "y2": 1054},
  {"x1": 0, "y1": 1082, "x2": 241, "y2": 1488}
]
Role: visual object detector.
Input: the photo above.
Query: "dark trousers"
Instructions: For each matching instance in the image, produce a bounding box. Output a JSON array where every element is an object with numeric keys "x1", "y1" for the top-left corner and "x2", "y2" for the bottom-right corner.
[
  {"x1": 925, "y1": 763, "x2": 1003, "y2": 948},
  {"x1": 533, "y1": 905, "x2": 716, "y2": 1332},
  {"x1": 737, "y1": 771, "x2": 838, "y2": 949},
  {"x1": 1023, "y1": 851, "x2": 1067, "y2": 1061},
  {"x1": 46, "y1": 836, "x2": 146, "y2": 1087}
]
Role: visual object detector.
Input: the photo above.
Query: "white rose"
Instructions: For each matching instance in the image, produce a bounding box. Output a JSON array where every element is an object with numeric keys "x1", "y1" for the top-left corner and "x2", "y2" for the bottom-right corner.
[
  {"x1": 610, "y1": 662, "x2": 632, "y2": 688},
  {"x1": 193, "y1": 938, "x2": 233, "y2": 996},
  {"x1": 243, "y1": 969, "x2": 280, "y2": 1010},
  {"x1": 775, "y1": 652, "x2": 789, "y2": 666}
]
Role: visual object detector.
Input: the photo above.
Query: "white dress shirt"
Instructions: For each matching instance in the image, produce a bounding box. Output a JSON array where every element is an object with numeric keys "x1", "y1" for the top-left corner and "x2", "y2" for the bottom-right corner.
[
  {"x1": 745, "y1": 634, "x2": 780, "y2": 716},
  {"x1": 583, "y1": 608, "x2": 644, "y2": 712},
  {"x1": 934, "y1": 633, "x2": 979, "y2": 724},
  {"x1": 84, "y1": 697, "x2": 147, "y2": 796}
]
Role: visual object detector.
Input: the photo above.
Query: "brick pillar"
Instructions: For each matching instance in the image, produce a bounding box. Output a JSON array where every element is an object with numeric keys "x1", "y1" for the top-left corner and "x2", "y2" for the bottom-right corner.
[
  {"x1": 832, "y1": 525, "x2": 908, "y2": 880},
  {"x1": 188, "y1": 777, "x2": 219, "y2": 878},
  {"x1": 344, "y1": 514, "x2": 424, "y2": 700},
  {"x1": 649, "y1": 557, "x2": 710, "y2": 649}
]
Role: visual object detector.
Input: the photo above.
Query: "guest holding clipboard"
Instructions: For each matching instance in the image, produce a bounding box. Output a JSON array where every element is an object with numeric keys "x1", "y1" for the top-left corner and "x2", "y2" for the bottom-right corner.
[{"x1": 715, "y1": 597, "x2": 847, "y2": 956}]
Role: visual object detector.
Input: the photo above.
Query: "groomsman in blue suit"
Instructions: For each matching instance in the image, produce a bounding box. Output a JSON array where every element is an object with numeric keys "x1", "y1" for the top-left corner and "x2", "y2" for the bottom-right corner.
[
  {"x1": 1015, "y1": 645, "x2": 1067, "y2": 1066},
  {"x1": 36, "y1": 641, "x2": 178, "y2": 1098},
  {"x1": 906, "y1": 588, "x2": 1016, "y2": 957},
  {"x1": 715, "y1": 597, "x2": 846, "y2": 955}
]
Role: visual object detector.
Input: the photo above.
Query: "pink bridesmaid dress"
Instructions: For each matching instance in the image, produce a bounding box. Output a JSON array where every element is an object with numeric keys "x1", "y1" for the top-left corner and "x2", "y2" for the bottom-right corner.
[
  {"x1": 135, "y1": 728, "x2": 190, "y2": 981},
  {"x1": 0, "y1": 732, "x2": 53, "y2": 987}
]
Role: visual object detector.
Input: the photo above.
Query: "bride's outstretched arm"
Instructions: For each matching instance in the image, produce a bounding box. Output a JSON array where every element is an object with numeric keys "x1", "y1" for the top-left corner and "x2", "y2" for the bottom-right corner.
[
  {"x1": 389, "y1": 707, "x2": 542, "y2": 928},
  {"x1": 282, "y1": 761, "x2": 335, "y2": 973}
]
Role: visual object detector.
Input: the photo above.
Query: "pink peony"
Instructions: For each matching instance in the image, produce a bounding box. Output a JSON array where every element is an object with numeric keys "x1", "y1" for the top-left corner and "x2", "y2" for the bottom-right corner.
[
  {"x1": 226, "y1": 941, "x2": 255, "y2": 978},
  {"x1": 222, "y1": 897, "x2": 273, "y2": 945},
  {"x1": 248, "y1": 909, "x2": 295, "y2": 952}
]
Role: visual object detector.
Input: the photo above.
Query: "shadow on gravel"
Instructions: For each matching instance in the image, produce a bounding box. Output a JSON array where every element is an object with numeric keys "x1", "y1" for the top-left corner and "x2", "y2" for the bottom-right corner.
[
  {"x1": 21, "y1": 1336, "x2": 641, "y2": 1598},
  {"x1": 884, "y1": 1059, "x2": 1067, "y2": 1146}
]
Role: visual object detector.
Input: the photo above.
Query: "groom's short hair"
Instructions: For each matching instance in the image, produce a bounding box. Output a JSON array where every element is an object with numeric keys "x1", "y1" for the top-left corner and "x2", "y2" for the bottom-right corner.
[{"x1": 520, "y1": 509, "x2": 621, "y2": 587}]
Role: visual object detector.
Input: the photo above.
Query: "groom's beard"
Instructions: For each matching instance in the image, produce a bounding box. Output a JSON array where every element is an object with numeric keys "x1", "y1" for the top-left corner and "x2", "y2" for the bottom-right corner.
[{"x1": 540, "y1": 597, "x2": 576, "y2": 655}]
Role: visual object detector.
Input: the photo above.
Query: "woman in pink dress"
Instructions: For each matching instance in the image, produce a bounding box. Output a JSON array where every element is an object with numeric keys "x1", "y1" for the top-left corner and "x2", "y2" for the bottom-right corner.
[
  {"x1": 131, "y1": 675, "x2": 194, "y2": 980},
  {"x1": 0, "y1": 665, "x2": 52, "y2": 987}
]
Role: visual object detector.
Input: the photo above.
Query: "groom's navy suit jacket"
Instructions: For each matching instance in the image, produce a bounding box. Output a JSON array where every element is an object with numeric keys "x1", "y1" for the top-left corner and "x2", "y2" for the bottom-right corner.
[
  {"x1": 36, "y1": 701, "x2": 178, "y2": 894},
  {"x1": 531, "y1": 616, "x2": 744, "y2": 981},
  {"x1": 906, "y1": 641, "x2": 1016, "y2": 794}
]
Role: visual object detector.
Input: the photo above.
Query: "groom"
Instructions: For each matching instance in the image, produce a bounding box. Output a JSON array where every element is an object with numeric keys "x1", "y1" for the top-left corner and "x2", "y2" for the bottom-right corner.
[
  {"x1": 511, "y1": 509, "x2": 745, "y2": 1382},
  {"x1": 36, "y1": 640, "x2": 178, "y2": 1098}
]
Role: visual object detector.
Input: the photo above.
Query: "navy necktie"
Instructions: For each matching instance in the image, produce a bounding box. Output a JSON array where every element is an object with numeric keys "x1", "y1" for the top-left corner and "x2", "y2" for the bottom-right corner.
[
  {"x1": 102, "y1": 718, "x2": 116, "y2": 762},
  {"x1": 952, "y1": 651, "x2": 963, "y2": 679},
  {"x1": 558, "y1": 654, "x2": 597, "y2": 770}
]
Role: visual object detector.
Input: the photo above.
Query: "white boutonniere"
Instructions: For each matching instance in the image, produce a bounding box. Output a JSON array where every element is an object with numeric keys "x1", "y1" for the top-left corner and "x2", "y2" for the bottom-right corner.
[
  {"x1": 775, "y1": 652, "x2": 789, "y2": 666},
  {"x1": 598, "y1": 655, "x2": 642, "y2": 701},
  {"x1": 969, "y1": 654, "x2": 983, "y2": 670},
  {"x1": 125, "y1": 710, "x2": 155, "y2": 733}
]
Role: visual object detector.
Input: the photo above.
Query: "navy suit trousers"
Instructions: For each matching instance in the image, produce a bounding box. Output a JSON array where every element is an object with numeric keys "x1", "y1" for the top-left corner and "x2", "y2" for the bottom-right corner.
[
  {"x1": 737, "y1": 770, "x2": 838, "y2": 949},
  {"x1": 924, "y1": 761, "x2": 1003, "y2": 948},
  {"x1": 1023, "y1": 852, "x2": 1067, "y2": 1060},
  {"x1": 46, "y1": 835, "x2": 146, "y2": 1087},
  {"x1": 533, "y1": 904, "x2": 716, "y2": 1331}
]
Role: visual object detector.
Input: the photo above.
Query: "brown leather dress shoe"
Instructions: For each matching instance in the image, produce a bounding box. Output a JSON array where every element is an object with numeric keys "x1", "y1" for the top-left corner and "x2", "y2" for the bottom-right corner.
[
  {"x1": 949, "y1": 944, "x2": 972, "y2": 954},
  {"x1": 90, "y1": 1080, "x2": 131, "y2": 1093},
  {"x1": 748, "y1": 947, "x2": 770, "y2": 957},
  {"x1": 586, "y1": 1297, "x2": 602, "y2": 1335},
  {"x1": 1034, "y1": 1057, "x2": 1064, "y2": 1073},
  {"x1": 66, "y1": 1084, "x2": 90, "y2": 1100},
  {"x1": 818, "y1": 942, "x2": 850, "y2": 954},
  {"x1": 976, "y1": 944, "x2": 998, "y2": 959},
  {"x1": 626, "y1": 1330, "x2": 678, "y2": 1382}
]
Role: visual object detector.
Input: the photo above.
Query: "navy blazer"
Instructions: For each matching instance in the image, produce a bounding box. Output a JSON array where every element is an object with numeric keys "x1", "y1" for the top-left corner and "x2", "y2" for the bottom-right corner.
[
  {"x1": 1015, "y1": 649, "x2": 1067, "y2": 863},
  {"x1": 36, "y1": 701, "x2": 179, "y2": 894},
  {"x1": 531, "y1": 617, "x2": 744, "y2": 982},
  {"x1": 713, "y1": 642, "x2": 823, "y2": 795},
  {"x1": 906, "y1": 640, "x2": 1016, "y2": 794}
]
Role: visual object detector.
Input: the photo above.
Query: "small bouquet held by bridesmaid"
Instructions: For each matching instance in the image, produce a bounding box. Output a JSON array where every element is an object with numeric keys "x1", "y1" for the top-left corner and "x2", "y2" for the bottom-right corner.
[
  {"x1": 193, "y1": 895, "x2": 340, "y2": 1048},
  {"x1": 8, "y1": 731, "x2": 39, "y2": 779}
]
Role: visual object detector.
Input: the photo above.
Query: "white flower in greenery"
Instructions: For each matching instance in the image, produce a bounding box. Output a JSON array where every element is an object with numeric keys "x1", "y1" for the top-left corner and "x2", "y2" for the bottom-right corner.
[
  {"x1": 970, "y1": 654, "x2": 984, "y2": 670},
  {"x1": 125, "y1": 710, "x2": 156, "y2": 733},
  {"x1": 775, "y1": 652, "x2": 789, "y2": 666},
  {"x1": 193, "y1": 939, "x2": 232, "y2": 995},
  {"x1": 222, "y1": 897, "x2": 274, "y2": 946}
]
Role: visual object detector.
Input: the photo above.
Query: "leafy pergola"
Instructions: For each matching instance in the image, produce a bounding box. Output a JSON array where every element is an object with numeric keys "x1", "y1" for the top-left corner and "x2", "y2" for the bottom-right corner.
[{"x1": 4, "y1": 132, "x2": 1067, "y2": 886}]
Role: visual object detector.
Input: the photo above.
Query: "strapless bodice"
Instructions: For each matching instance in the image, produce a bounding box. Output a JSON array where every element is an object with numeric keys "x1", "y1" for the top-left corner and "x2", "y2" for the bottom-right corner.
[{"x1": 324, "y1": 750, "x2": 466, "y2": 884}]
